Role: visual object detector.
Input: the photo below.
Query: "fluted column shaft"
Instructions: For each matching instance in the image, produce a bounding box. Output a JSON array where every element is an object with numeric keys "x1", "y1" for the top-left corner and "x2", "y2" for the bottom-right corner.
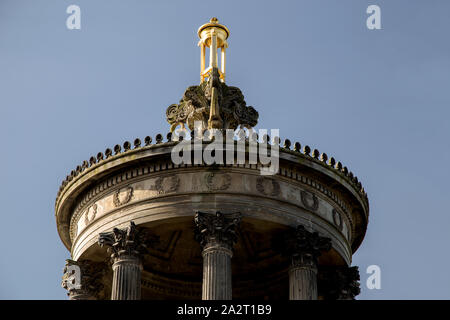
[
  {"x1": 194, "y1": 211, "x2": 241, "y2": 301},
  {"x1": 283, "y1": 225, "x2": 331, "y2": 301},
  {"x1": 202, "y1": 243, "x2": 233, "y2": 300},
  {"x1": 111, "y1": 254, "x2": 143, "y2": 300},
  {"x1": 98, "y1": 221, "x2": 157, "y2": 300},
  {"x1": 289, "y1": 254, "x2": 318, "y2": 300}
]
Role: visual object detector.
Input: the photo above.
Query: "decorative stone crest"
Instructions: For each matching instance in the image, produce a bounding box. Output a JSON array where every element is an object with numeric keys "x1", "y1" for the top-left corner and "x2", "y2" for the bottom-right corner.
[
  {"x1": 61, "y1": 259, "x2": 105, "y2": 300},
  {"x1": 205, "y1": 172, "x2": 231, "y2": 191},
  {"x1": 256, "y1": 177, "x2": 280, "y2": 197},
  {"x1": 166, "y1": 67, "x2": 258, "y2": 131},
  {"x1": 194, "y1": 211, "x2": 241, "y2": 249},
  {"x1": 300, "y1": 190, "x2": 319, "y2": 211},
  {"x1": 332, "y1": 209, "x2": 343, "y2": 231},
  {"x1": 84, "y1": 204, "x2": 97, "y2": 226},
  {"x1": 155, "y1": 175, "x2": 180, "y2": 194},
  {"x1": 113, "y1": 186, "x2": 133, "y2": 207},
  {"x1": 319, "y1": 266, "x2": 361, "y2": 300}
]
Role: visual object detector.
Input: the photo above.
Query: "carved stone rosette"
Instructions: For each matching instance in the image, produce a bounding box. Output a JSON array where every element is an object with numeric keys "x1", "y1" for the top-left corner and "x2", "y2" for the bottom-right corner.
[
  {"x1": 98, "y1": 221, "x2": 157, "y2": 300},
  {"x1": 284, "y1": 225, "x2": 331, "y2": 300},
  {"x1": 61, "y1": 259, "x2": 105, "y2": 300},
  {"x1": 319, "y1": 266, "x2": 361, "y2": 300},
  {"x1": 194, "y1": 211, "x2": 241, "y2": 300}
]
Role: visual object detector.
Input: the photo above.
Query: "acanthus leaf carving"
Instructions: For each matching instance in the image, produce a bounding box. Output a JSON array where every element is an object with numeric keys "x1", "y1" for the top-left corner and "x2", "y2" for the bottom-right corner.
[
  {"x1": 283, "y1": 225, "x2": 332, "y2": 262},
  {"x1": 98, "y1": 221, "x2": 159, "y2": 262},
  {"x1": 61, "y1": 259, "x2": 106, "y2": 300},
  {"x1": 194, "y1": 211, "x2": 241, "y2": 249},
  {"x1": 319, "y1": 266, "x2": 361, "y2": 300},
  {"x1": 166, "y1": 73, "x2": 258, "y2": 131}
]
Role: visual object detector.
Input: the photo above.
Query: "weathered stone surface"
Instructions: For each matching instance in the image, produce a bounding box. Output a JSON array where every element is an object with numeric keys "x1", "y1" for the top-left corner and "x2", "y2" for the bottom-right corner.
[
  {"x1": 98, "y1": 222, "x2": 158, "y2": 300},
  {"x1": 319, "y1": 266, "x2": 361, "y2": 300},
  {"x1": 61, "y1": 259, "x2": 105, "y2": 300},
  {"x1": 282, "y1": 225, "x2": 331, "y2": 300},
  {"x1": 56, "y1": 140, "x2": 368, "y2": 300},
  {"x1": 194, "y1": 211, "x2": 241, "y2": 250},
  {"x1": 166, "y1": 68, "x2": 258, "y2": 131},
  {"x1": 195, "y1": 211, "x2": 241, "y2": 300},
  {"x1": 55, "y1": 17, "x2": 369, "y2": 300}
]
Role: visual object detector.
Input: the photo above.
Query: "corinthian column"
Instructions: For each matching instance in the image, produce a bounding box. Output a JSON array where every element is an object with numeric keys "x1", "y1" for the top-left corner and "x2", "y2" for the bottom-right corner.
[
  {"x1": 98, "y1": 221, "x2": 154, "y2": 300},
  {"x1": 61, "y1": 259, "x2": 104, "y2": 300},
  {"x1": 285, "y1": 225, "x2": 331, "y2": 300},
  {"x1": 194, "y1": 211, "x2": 241, "y2": 300},
  {"x1": 319, "y1": 266, "x2": 361, "y2": 300},
  {"x1": 336, "y1": 266, "x2": 361, "y2": 300}
]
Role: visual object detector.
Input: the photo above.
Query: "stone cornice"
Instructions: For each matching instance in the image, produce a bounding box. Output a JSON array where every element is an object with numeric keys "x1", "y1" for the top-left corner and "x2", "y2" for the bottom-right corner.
[
  {"x1": 56, "y1": 136, "x2": 369, "y2": 253},
  {"x1": 56, "y1": 136, "x2": 368, "y2": 212}
]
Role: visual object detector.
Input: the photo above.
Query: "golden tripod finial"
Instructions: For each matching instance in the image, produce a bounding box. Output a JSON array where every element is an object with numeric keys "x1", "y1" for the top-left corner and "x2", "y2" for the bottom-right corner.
[
  {"x1": 166, "y1": 18, "x2": 258, "y2": 132},
  {"x1": 198, "y1": 17, "x2": 229, "y2": 83}
]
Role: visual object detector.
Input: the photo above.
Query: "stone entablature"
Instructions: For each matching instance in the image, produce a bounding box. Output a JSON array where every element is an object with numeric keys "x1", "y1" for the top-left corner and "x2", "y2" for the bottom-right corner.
[
  {"x1": 55, "y1": 138, "x2": 369, "y2": 258},
  {"x1": 69, "y1": 168, "x2": 353, "y2": 247},
  {"x1": 56, "y1": 137, "x2": 368, "y2": 212}
]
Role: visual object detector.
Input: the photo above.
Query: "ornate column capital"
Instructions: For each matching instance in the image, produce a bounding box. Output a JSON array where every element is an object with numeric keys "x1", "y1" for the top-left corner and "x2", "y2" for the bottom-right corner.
[
  {"x1": 61, "y1": 259, "x2": 105, "y2": 300},
  {"x1": 98, "y1": 221, "x2": 156, "y2": 261},
  {"x1": 194, "y1": 211, "x2": 241, "y2": 300},
  {"x1": 285, "y1": 225, "x2": 332, "y2": 265},
  {"x1": 194, "y1": 211, "x2": 241, "y2": 250},
  {"x1": 98, "y1": 221, "x2": 158, "y2": 300},
  {"x1": 281, "y1": 226, "x2": 331, "y2": 300},
  {"x1": 319, "y1": 266, "x2": 361, "y2": 300}
]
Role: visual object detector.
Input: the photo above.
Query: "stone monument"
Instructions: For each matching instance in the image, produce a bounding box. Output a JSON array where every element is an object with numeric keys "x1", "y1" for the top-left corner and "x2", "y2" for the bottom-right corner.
[{"x1": 57, "y1": 18, "x2": 369, "y2": 300}]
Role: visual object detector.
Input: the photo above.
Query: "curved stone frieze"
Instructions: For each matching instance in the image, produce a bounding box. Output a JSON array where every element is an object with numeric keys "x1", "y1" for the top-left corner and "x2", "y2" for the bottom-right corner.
[
  {"x1": 113, "y1": 186, "x2": 134, "y2": 207},
  {"x1": 69, "y1": 166, "x2": 353, "y2": 244},
  {"x1": 72, "y1": 161, "x2": 350, "y2": 224}
]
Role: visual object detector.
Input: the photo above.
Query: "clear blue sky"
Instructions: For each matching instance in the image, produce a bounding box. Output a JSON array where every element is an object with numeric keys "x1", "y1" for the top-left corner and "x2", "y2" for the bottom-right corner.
[{"x1": 0, "y1": 0, "x2": 449, "y2": 299}]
